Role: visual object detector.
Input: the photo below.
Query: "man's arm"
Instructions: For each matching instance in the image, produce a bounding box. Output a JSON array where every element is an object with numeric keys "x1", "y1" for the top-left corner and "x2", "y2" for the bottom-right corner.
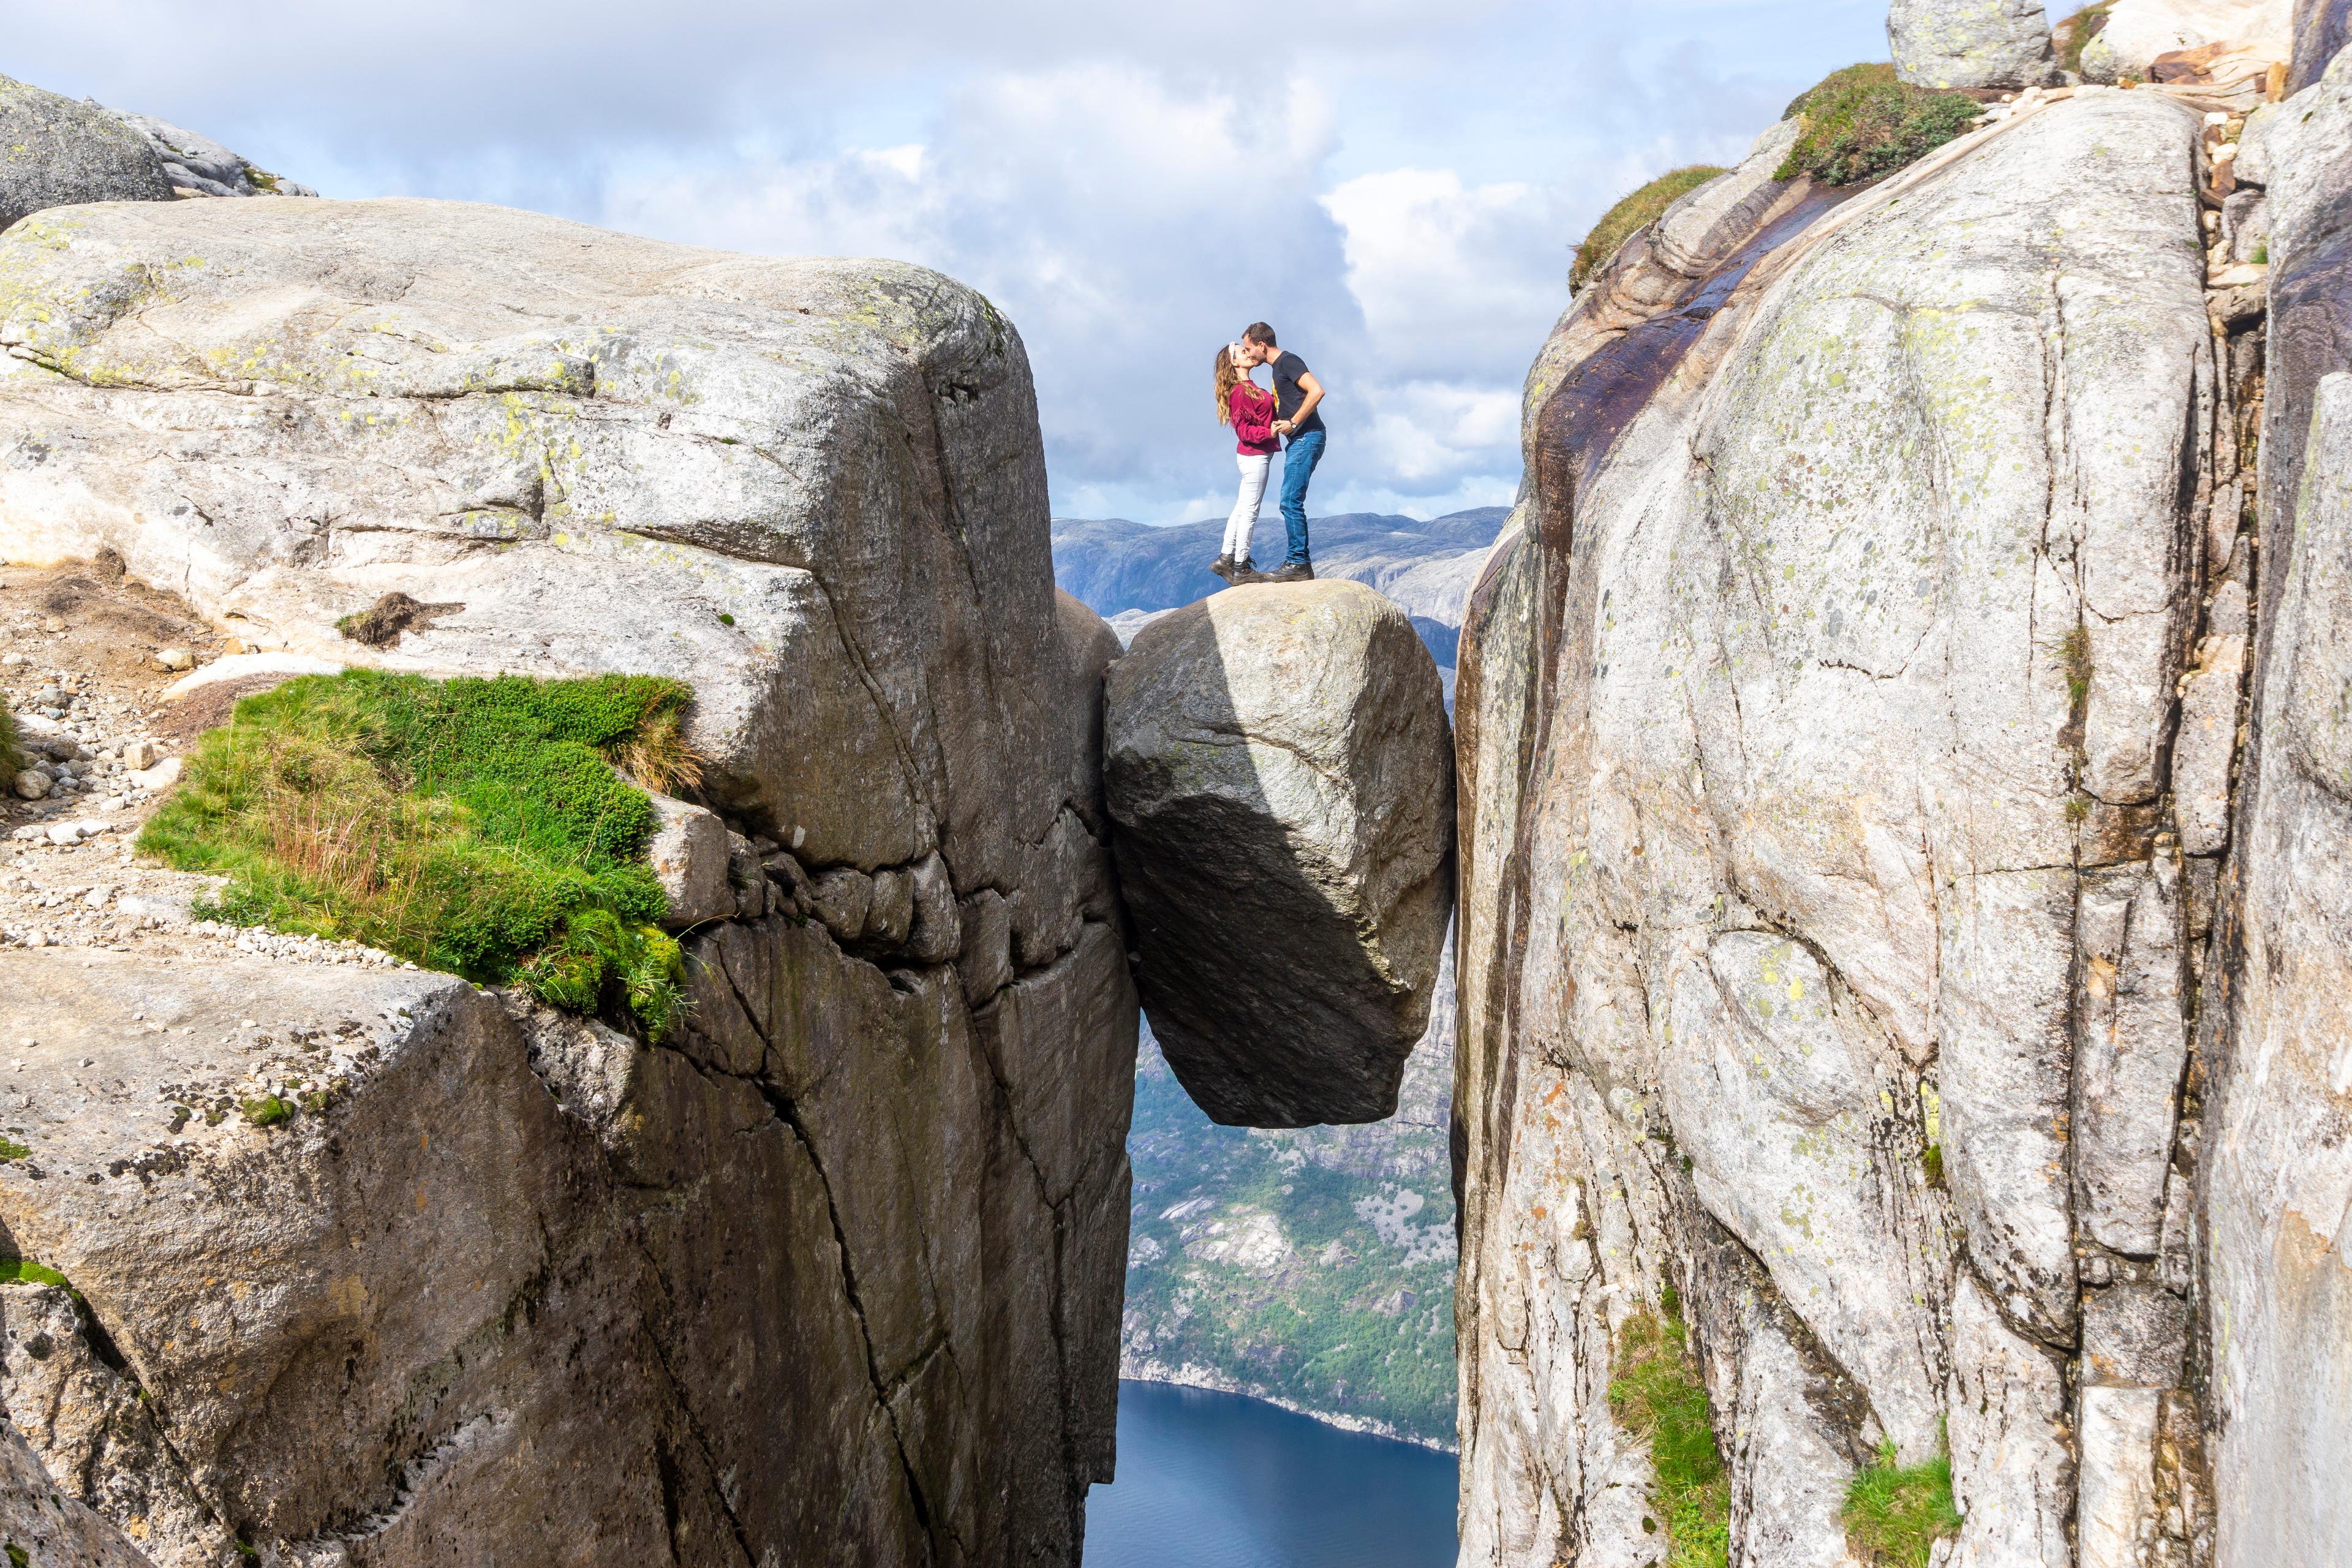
[{"x1": 1276, "y1": 369, "x2": 1325, "y2": 433}]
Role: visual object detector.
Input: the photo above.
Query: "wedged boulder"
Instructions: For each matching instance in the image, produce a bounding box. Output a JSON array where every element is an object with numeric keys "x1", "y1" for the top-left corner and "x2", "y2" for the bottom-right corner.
[
  {"x1": 1104, "y1": 579, "x2": 1454, "y2": 1127},
  {"x1": 0, "y1": 73, "x2": 173, "y2": 232},
  {"x1": 1889, "y1": 0, "x2": 2056, "y2": 89}
]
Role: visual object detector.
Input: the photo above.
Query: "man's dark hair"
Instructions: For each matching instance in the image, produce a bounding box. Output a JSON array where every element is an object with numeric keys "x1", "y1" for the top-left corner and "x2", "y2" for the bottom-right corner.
[{"x1": 1243, "y1": 322, "x2": 1277, "y2": 347}]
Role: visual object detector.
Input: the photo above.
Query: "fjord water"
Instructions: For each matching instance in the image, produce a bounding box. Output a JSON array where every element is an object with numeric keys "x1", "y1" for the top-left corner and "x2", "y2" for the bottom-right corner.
[{"x1": 1085, "y1": 1381, "x2": 1458, "y2": 1567}]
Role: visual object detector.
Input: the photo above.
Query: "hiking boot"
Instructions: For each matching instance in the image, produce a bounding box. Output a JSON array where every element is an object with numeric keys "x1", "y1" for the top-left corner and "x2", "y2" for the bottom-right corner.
[
  {"x1": 1209, "y1": 554, "x2": 1235, "y2": 582},
  {"x1": 1231, "y1": 561, "x2": 1268, "y2": 584},
  {"x1": 1267, "y1": 562, "x2": 1314, "y2": 583}
]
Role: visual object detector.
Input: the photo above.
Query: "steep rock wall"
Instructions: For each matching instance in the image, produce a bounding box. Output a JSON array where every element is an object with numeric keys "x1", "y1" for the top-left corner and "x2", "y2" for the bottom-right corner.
[
  {"x1": 0, "y1": 199, "x2": 1134, "y2": 1565},
  {"x1": 2203, "y1": 44, "x2": 2352, "y2": 1568},
  {"x1": 1453, "y1": 80, "x2": 2299, "y2": 1566}
]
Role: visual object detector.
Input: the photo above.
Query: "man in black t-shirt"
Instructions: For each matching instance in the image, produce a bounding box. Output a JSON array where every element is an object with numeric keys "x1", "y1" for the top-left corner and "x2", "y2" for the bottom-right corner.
[{"x1": 1242, "y1": 322, "x2": 1324, "y2": 581}]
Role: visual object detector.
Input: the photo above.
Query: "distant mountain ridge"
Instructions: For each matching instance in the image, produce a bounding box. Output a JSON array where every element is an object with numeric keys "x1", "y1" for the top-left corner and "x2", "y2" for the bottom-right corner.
[{"x1": 1051, "y1": 508, "x2": 1509, "y2": 628}]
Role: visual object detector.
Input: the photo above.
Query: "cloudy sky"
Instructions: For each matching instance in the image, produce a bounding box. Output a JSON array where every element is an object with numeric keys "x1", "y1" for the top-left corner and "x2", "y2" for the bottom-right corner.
[{"x1": 13, "y1": 1, "x2": 1883, "y2": 524}]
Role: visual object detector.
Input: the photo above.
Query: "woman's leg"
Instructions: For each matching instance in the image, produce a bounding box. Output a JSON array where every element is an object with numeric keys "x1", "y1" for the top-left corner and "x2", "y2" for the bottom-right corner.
[{"x1": 1231, "y1": 454, "x2": 1270, "y2": 565}]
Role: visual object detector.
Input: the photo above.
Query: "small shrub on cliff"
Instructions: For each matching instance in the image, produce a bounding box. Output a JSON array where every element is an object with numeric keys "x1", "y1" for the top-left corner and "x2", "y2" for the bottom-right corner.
[
  {"x1": 1842, "y1": 1437, "x2": 1962, "y2": 1565},
  {"x1": 1777, "y1": 64, "x2": 1983, "y2": 187},
  {"x1": 0, "y1": 706, "x2": 20, "y2": 778},
  {"x1": 1609, "y1": 1290, "x2": 1731, "y2": 1568},
  {"x1": 2056, "y1": 625, "x2": 2094, "y2": 707},
  {"x1": 139, "y1": 670, "x2": 693, "y2": 1038},
  {"x1": 2053, "y1": 4, "x2": 2115, "y2": 77},
  {"x1": 1572, "y1": 165, "x2": 1730, "y2": 292},
  {"x1": 241, "y1": 1094, "x2": 292, "y2": 1128}
]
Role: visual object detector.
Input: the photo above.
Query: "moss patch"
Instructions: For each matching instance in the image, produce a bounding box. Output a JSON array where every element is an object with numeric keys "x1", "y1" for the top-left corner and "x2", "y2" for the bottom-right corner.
[
  {"x1": 241, "y1": 1095, "x2": 292, "y2": 1128},
  {"x1": 1777, "y1": 64, "x2": 1983, "y2": 187},
  {"x1": 1843, "y1": 1438, "x2": 1962, "y2": 1565},
  {"x1": 1572, "y1": 167, "x2": 1730, "y2": 291},
  {"x1": 1610, "y1": 1289, "x2": 1731, "y2": 1568},
  {"x1": 0, "y1": 1258, "x2": 71, "y2": 1290},
  {"x1": 137, "y1": 670, "x2": 693, "y2": 1038},
  {"x1": 2054, "y1": 4, "x2": 2114, "y2": 77}
]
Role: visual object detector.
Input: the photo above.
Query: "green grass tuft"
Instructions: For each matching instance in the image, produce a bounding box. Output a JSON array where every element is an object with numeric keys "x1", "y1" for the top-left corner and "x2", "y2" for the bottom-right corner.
[
  {"x1": 1777, "y1": 64, "x2": 1983, "y2": 187},
  {"x1": 2054, "y1": 4, "x2": 2114, "y2": 77},
  {"x1": 1922, "y1": 1144, "x2": 1946, "y2": 1188},
  {"x1": 0, "y1": 705, "x2": 19, "y2": 778},
  {"x1": 137, "y1": 670, "x2": 693, "y2": 1039},
  {"x1": 1572, "y1": 167, "x2": 1731, "y2": 292},
  {"x1": 1842, "y1": 1438, "x2": 1962, "y2": 1566},
  {"x1": 2056, "y1": 625, "x2": 2094, "y2": 707},
  {"x1": 1610, "y1": 1292, "x2": 1731, "y2": 1568},
  {"x1": 0, "y1": 1259, "x2": 71, "y2": 1290},
  {"x1": 241, "y1": 1095, "x2": 292, "y2": 1128}
]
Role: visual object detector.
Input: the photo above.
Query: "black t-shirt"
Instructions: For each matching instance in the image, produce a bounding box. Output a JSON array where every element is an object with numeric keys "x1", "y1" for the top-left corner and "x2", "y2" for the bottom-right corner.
[{"x1": 1270, "y1": 350, "x2": 1326, "y2": 434}]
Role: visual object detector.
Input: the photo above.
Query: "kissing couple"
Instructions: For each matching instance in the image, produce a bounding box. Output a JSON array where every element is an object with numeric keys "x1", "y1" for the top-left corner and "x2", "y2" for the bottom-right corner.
[{"x1": 1211, "y1": 322, "x2": 1326, "y2": 585}]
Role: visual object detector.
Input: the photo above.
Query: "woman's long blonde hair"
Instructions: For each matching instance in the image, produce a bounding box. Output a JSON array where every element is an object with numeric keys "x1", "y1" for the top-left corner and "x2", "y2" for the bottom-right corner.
[{"x1": 1214, "y1": 345, "x2": 1257, "y2": 426}]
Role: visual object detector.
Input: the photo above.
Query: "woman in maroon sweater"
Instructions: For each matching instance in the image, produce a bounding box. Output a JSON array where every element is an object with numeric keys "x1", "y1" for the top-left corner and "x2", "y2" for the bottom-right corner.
[{"x1": 1213, "y1": 343, "x2": 1280, "y2": 584}]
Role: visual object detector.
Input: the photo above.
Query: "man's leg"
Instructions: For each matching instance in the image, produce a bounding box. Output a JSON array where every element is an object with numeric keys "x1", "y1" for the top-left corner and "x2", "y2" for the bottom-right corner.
[{"x1": 1278, "y1": 429, "x2": 1327, "y2": 567}]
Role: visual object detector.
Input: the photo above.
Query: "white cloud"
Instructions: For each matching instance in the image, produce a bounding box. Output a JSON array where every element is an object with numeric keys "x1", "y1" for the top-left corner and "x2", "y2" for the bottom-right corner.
[
  {"x1": 603, "y1": 62, "x2": 1363, "y2": 520},
  {"x1": 1322, "y1": 168, "x2": 1569, "y2": 371},
  {"x1": 6, "y1": 0, "x2": 1893, "y2": 526}
]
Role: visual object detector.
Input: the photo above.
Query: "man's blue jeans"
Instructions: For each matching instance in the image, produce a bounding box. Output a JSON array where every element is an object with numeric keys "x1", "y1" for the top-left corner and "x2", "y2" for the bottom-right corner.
[{"x1": 1278, "y1": 428, "x2": 1327, "y2": 567}]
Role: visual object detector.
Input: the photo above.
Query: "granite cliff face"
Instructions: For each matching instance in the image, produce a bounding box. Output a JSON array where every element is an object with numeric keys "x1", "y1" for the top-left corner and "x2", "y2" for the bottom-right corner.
[
  {"x1": 0, "y1": 197, "x2": 1135, "y2": 1565},
  {"x1": 1455, "y1": 21, "x2": 2352, "y2": 1568}
]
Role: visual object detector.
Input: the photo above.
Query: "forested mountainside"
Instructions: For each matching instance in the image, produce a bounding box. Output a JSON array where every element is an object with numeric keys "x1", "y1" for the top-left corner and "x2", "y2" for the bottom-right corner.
[{"x1": 1120, "y1": 958, "x2": 1458, "y2": 1449}]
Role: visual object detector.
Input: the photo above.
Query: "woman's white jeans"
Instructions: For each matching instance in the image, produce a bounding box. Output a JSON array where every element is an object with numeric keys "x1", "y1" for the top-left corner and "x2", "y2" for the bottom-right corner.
[{"x1": 1224, "y1": 453, "x2": 1271, "y2": 565}]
